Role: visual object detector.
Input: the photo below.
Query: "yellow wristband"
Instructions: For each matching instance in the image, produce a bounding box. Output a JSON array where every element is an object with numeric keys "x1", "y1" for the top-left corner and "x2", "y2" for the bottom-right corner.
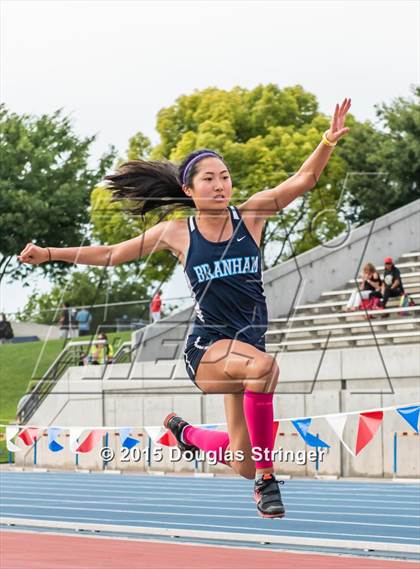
[{"x1": 322, "y1": 130, "x2": 336, "y2": 147}]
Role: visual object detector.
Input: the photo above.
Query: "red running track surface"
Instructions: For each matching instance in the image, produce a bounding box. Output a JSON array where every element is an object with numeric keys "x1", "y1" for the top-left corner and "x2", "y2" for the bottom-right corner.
[{"x1": 1, "y1": 531, "x2": 414, "y2": 569}]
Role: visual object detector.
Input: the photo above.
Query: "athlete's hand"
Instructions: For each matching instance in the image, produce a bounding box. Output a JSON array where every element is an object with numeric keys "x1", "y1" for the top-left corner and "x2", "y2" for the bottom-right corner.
[
  {"x1": 18, "y1": 243, "x2": 49, "y2": 265},
  {"x1": 326, "y1": 98, "x2": 351, "y2": 144}
]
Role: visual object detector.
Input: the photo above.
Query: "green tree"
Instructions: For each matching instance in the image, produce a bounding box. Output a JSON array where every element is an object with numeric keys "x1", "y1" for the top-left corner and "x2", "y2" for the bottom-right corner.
[
  {"x1": 90, "y1": 132, "x2": 177, "y2": 286},
  {"x1": 22, "y1": 130, "x2": 177, "y2": 325},
  {"x1": 18, "y1": 84, "x2": 419, "y2": 326},
  {"x1": 152, "y1": 84, "x2": 353, "y2": 266},
  {"x1": 0, "y1": 105, "x2": 115, "y2": 283},
  {"x1": 19, "y1": 265, "x2": 151, "y2": 330},
  {"x1": 340, "y1": 85, "x2": 420, "y2": 224}
]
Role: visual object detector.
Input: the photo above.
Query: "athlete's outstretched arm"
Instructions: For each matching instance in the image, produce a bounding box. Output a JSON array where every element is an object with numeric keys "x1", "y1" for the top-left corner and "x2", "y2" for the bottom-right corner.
[
  {"x1": 18, "y1": 221, "x2": 173, "y2": 267},
  {"x1": 240, "y1": 98, "x2": 351, "y2": 219}
]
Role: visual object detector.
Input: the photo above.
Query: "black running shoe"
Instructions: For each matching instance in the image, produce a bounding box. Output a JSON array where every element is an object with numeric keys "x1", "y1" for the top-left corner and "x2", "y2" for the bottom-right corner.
[
  {"x1": 163, "y1": 412, "x2": 199, "y2": 455},
  {"x1": 254, "y1": 473, "x2": 285, "y2": 518}
]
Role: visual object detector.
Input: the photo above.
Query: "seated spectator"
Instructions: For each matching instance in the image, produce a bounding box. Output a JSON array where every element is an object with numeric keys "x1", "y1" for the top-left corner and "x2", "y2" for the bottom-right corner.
[
  {"x1": 88, "y1": 332, "x2": 114, "y2": 365},
  {"x1": 0, "y1": 313, "x2": 14, "y2": 344},
  {"x1": 343, "y1": 263, "x2": 382, "y2": 312},
  {"x1": 381, "y1": 257, "x2": 404, "y2": 308}
]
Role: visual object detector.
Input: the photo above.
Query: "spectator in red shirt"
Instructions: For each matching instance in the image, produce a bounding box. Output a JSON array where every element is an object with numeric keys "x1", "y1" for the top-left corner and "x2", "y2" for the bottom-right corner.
[
  {"x1": 150, "y1": 290, "x2": 163, "y2": 322},
  {"x1": 381, "y1": 257, "x2": 405, "y2": 309}
]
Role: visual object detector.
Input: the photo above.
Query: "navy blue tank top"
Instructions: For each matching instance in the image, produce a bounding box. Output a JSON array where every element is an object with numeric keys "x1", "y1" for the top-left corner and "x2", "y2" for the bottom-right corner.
[{"x1": 184, "y1": 205, "x2": 267, "y2": 349}]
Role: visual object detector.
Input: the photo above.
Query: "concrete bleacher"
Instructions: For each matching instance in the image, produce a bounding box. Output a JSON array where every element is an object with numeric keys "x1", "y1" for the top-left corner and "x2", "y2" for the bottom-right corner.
[
  {"x1": 323, "y1": 277, "x2": 419, "y2": 299},
  {"x1": 12, "y1": 200, "x2": 420, "y2": 477},
  {"x1": 266, "y1": 252, "x2": 420, "y2": 352}
]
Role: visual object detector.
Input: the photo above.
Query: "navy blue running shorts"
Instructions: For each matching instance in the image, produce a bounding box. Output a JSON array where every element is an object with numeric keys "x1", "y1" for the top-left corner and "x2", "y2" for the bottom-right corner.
[
  {"x1": 183, "y1": 333, "x2": 266, "y2": 385},
  {"x1": 183, "y1": 333, "x2": 222, "y2": 385}
]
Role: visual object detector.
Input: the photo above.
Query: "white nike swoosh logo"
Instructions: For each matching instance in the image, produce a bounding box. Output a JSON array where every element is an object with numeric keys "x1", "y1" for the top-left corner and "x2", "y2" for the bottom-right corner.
[{"x1": 237, "y1": 236, "x2": 246, "y2": 242}]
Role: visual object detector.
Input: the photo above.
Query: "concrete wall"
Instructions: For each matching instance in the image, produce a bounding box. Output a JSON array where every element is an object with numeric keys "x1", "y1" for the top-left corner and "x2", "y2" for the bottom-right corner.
[
  {"x1": 14, "y1": 345, "x2": 420, "y2": 477},
  {"x1": 132, "y1": 199, "x2": 420, "y2": 362},
  {"x1": 10, "y1": 322, "x2": 61, "y2": 341}
]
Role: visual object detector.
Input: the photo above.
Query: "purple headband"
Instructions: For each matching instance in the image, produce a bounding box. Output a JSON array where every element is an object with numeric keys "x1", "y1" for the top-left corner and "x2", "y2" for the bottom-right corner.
[{"x1": 182, "y1": 151, "x2": 219, "y2": 185}]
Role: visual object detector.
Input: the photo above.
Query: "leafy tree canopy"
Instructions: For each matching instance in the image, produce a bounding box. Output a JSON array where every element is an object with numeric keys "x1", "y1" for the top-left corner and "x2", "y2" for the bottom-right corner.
[
  {"x1": 17, "y1": 84, "x2": 419, "y2": 323},
  {"x1": 93, "y1": 84, "x2": 356, "y2": 270},
  {"x1": 0, "y1": 104, "x2": 115, "y2": 283},
  {"x1": 340, "y1": 84, "x2": 420, "y2": 223}
]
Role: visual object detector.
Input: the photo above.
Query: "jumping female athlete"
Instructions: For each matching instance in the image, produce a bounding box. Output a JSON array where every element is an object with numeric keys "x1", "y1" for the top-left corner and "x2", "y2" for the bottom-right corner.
[{"x1": 18, "y1": 98, "x2": 351, "y2": 518}]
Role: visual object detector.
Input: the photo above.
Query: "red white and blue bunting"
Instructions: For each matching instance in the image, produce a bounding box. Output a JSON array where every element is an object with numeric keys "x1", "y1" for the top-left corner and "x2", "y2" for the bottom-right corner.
[{"x1": 3, "y1": 403, "x2": 419, "y2": 455}]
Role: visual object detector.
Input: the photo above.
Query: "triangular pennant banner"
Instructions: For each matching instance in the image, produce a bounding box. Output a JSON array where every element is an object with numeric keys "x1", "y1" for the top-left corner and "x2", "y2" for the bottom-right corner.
[
  {"x1": 18, "y1": 428, "x2": 39, "y2": 446},
  {"x1": 396, "y1": 405, "x2": 420, "y2": 433},
  {"x1": 144, "y1": 426, "x2": 165, "y2": 443},
  {"x1": 272, "y1": 421, "x2": 279, "y2": 445},
  {"x1": 76, "y1": 429, "x2": 105, "y2": 453},
  {"x1": 355, "y1": 411, "x2": 383, "y2": 455},
  {"x1": 119, "y1": 427, "x2": 140, "y2": 450},
  {"x1": 326, "y1": 414, "x2": 355, "y2": 456},
  {"x1": 122, "y1": 436, "x2": 139, "y2": 450},
  {"x1": 69, "y1": 427, "x2": 87, "y2": 452},
  {"x1": 291, "y1": 418, "x2": 330, "y2": 448},
  {"x1": 47, "y1": 427, "x2": 64, "y2": 452},
  {"x1": 157, "y1": 430, "x2": 178, "y2": 447},
  {"x1": 6, "y1": 426, "x2": 22, "y2": 452}
]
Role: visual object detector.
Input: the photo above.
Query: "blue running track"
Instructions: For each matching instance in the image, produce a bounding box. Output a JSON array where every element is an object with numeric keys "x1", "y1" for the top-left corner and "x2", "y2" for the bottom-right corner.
[{"x1": 1, "y1": 471, "x2": 419, "y2": 560}]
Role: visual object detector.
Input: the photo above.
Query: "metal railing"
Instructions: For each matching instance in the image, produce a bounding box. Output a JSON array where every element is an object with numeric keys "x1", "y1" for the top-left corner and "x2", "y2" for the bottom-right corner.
[
  {"x1": 17, "y1": 339, "x2": 132, "y2": 424},
  {"x1": 113, "y1": 341, "x2": 132, "y2": 363}
]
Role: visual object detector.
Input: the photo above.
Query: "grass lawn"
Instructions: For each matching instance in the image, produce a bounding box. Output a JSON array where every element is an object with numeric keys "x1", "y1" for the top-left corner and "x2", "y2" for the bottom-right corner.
[{"x1": 0, "y1": 331, "x2": 132, "y2": 462}]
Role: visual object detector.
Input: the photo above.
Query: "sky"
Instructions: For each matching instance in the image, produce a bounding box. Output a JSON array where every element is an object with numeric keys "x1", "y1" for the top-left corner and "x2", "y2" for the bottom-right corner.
[{"x1": 1, "y1": 0, "x2": 419, "y2": 316}]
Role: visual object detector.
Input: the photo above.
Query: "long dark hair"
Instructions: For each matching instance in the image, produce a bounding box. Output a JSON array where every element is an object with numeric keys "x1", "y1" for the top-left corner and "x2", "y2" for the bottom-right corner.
[{"x1": 104, "y1": 149, "x2": 226, "y2": 216}]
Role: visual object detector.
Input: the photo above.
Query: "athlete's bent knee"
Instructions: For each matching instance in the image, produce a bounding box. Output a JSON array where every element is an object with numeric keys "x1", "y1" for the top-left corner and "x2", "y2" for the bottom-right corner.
[
  {"x1": 245, "y1": 356, "x2": 279, "y2": 392},
  {"x1": 261, "y1": 355, "x2": 279, "y2": 378}
]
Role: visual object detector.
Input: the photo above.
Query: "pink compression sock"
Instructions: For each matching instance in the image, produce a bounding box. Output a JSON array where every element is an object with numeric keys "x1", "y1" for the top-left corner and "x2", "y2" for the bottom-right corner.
[
  {"x1": 243, "y1": 390, "x2": 274, "y2": 469},
  {"x1": 183, "y1": 426, "x2": 230, "y2": 465}
]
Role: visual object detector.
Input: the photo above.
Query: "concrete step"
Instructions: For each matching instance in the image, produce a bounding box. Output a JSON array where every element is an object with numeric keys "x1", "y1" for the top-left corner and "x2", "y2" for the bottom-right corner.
[
  {"x1": 266, "y1": 317, "x2": 420, "y2": 338},
  {"x1": 266, "y1": 330, "x2": 420, "y2": 352},
  {"x1": 271, "y1": 304, "x2": 420, "y2": 325},
  {"x1": 294, "y1": 293, "x2": 420, "y2": 313},
  {"x1": 347, "y1": 273, "x2": 419, "y2": 288},
  {"x1": 402, "y1": 251, "x2": 420, "y2": 259},
  {"x1": 322, "y1": 285, "x2": 420, "y2": 301}
]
